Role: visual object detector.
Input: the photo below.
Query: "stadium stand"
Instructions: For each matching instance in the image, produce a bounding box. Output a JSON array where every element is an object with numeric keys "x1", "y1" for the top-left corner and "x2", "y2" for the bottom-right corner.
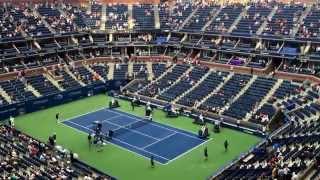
[
  {"x1": 0, "y1": 125, "x2": 112, "y2": 179},
  {"x1": 0, "y1": 0, "x2": 319, "y2": 179}
]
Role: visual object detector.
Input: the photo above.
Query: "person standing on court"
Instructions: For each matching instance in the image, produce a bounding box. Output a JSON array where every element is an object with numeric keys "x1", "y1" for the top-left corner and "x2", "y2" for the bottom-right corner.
[
  {"x1": 55, "y1": 113, "x2": 60, "y2": 123},
  {"x1": 150, "y1": 155, "x2": 155, "y2": 168},
  {"x1": 9, "y1": 116, "x2": 15, "y2": 128},
  {"x1": 224, "y1": 140, "x2": 229, "y2": 152},
  {"x1": 88, "y1": 134, "x2": 92, "y2": 149},
  {"x1": 204, "y1": 147, "x2": 208, "y2": 160},
  {"x1": 131, "y1": 97, "x2": 135, "y2": 111}
]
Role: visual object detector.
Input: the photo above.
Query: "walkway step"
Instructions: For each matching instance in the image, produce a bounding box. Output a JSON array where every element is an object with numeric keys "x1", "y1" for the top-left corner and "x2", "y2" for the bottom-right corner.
[
  {"x1": 257, "y1": 6, "x2": 278, "y2": 35},
  {"x1": 65, "y1": 67, "x2": 86, "y2": 86},
  {"x1": 25, "y1": 83, "x2": 41, "y2": 97},
  {"x1": 154, "y1": 4, "x2": 160, "y2": 29},
  {"x1": 43, "y1": 73, "x2": 64, "y2": 91},
  {"x1": 84, "y1": 64, "x2": 106, "y2": 83},
  {"x1": 243, "y1": 79, "x2": 283, "y2": 121},
  {"x1": 0, "y1": 87, "x2": 12, "y2": 103},
  {"x1": 100, "y1": 4, "x2": 107, "y2": 30},
  {"x1": 201, "y1": 6, "x2": 222, "y2": 31},
  {"x1": 108, "y1": 63, "x2": 115, "y2": 80},
  {"x1": 179, "y1": 6, "x2": 200, "y2": 31},
  {"x1": 146, "y1": 62, "x2": 154, "y2": 81}
]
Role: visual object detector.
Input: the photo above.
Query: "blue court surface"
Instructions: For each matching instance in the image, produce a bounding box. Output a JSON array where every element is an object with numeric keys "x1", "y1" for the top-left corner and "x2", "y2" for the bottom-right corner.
[{"x1": 62, "y1": 108, "x2": 208, "y2": 164}]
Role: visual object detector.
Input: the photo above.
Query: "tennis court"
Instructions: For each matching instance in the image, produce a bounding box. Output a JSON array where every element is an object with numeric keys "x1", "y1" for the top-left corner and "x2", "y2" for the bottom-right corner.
[{"x1": 62, "y1": 108, "x2": 208, "y2": 164}]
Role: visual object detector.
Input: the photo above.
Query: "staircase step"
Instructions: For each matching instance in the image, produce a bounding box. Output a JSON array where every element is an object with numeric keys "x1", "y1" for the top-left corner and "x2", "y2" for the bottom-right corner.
[
  {"x1": 84, "y1": 64, "x2": 106, "y2": 83},
  {"x1": 26, "y1": 84, "x2": 41, "y2": 98},
  {"x1": 256, "y1": 5, "x2": 278, "y2": 35},
  {"x1": 243, "y1": 79, "x2": 283, "y2": 121},
  {"x1": 146, "y1": 62, "x2": 154, "y2": 81},
  {"x1": 228, "y1": 5, "x2": 249, "y2": 33},
  {"x1": 0, "y1": 87, "x2": 12, "y2": 103},
  {"x1": 108, "y1": 63, "x2": 115, "y2": 80},
  {"x1": 100, "y1": 4, "x2": 107, "y2": 30},
  {"x1": 65, "y1": 67, "x2": 86, "y2": 86},
  {"x1": 154, "y1": 4, "x2": 160, "y2": 29},
  {"x1": 201, "y1": 6, "x2": 222, "y2": 31},
  {"x1": 179, "y1": 6, "x2": 200, "y2": 31},
  {"x1": 33, "y1": 9, "x2": 56, "y2": 34},
  {"x1": 43, "y1": 73, "x2": 64, "y2": 91},
  {"x1": 128, "y1": 62, "x2": 133, "y2": 77}
]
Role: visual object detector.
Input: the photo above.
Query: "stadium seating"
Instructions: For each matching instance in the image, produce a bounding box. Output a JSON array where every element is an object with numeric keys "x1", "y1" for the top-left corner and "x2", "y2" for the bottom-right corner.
[
  {"x1": 25, "y1": 75, "x2": 60, "y2": 96},
  {"x1": 0, "y1": 79, "x2": 36, "y2": 103},
  {"x1": 157, "y1": 66, "x2": 208, "y2": 102},
  {"x1": 217, "y1": 118, "x2": 320, "y2": 179},
  {"x1": 133, "y1": 4, "x2": 155, "y2": 30},
  {"x1": 177, "y1": 71, "x2": 229, "y2": 107},
  {"x1": 159, "y1": 2, "x2": 194, "y2": 31},
  {"x1": 0, "y1": 125, "x2": 111, "y2": 179},
  {"x1": 182, "y1": 5, "x2": 217, "y2": 32},
  {"x1": 224, "y1": 77, "x2": 276, "y2": 120},
  {"x1": 232, "y1": 4, "x2": 272, "y2": 36},
  {"x1": 200, "y1": 73, "x2": 251, "y2": 113},
  {"x1": 0, "y1": 1, "x2": 319, "y2": 179},
  {"x1": 262, "y1": 4, "x2": 304, "y2": 37},
  {"x1": 205, "y1": 5, "x2": 244, "y2": 34},
  {"x1": 106, "y1": 4, "x2": 128, "y2": 31}
]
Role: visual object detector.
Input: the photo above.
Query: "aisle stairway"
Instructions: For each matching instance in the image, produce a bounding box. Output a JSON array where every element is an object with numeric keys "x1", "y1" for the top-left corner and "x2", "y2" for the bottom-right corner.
[
  {"x1": 179, "y1": 6, "x2": 200, "y2": 31},
  {"x1": 0, "y1": 87, "x2": 12, "y2": 103},
  {"x1": 107, "y1": 63, "x2": 115, "y2": 80},
  {"x1": 25, "y1": 84, "x2": 41, "y2": 97},
  {"x1": 84, "y1": 64, "x2": 106, "y2": 83},
  {"x1": 65, "y1": 67, "x2": 86, "y2": 86},
  {"x1": 256, "y1": 6, "x2": 278, "y2": 35},
  {"x1": 154, "y1": 4, "x2": 160, "y2": 29},
  {"x1": 43, "y1": 73, "x2": 64, "y2": 91},
  {"x1": 146, "y1": 62, "x2": 154, "y2": 80},
  {"x1": 243, "y1": 79, "x2": 283, "y2": 121},
  {"x1": 100, "y1": 4, "x2": 107, "y2": 30}
]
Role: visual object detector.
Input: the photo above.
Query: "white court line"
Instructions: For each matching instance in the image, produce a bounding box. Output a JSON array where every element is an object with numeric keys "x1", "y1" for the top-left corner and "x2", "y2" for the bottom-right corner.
[
  {"x1": 63, "y1": 120, "x2": 170, "y2": 162},
  {"x1": 59, "y1": 120, "x2": 168, "y2": 165},
  {"x1": 142, "y1": 132, "x2": 177, "y2": 149},
  {"x1": 107, "y1": 108, "x2": 205, "y2": 141},
  {"x1": 62, "y1": 107, "x2": 209, "y2": 164},
  {"x1": 60, "y1": 107, "x2": 107, "y2": 123}
]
